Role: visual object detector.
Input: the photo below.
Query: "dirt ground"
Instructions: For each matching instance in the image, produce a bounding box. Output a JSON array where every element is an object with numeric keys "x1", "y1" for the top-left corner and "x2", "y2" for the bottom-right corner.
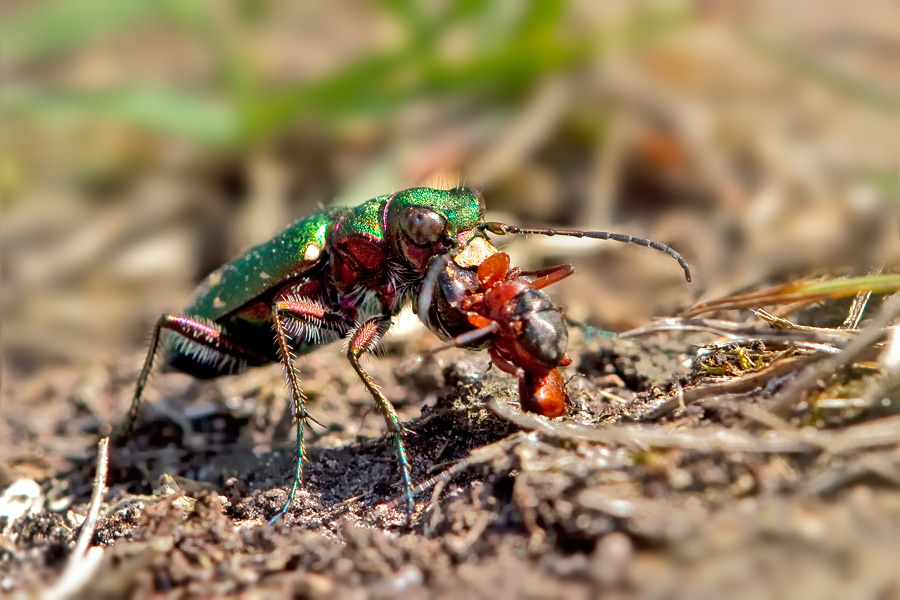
[
  {"x1": 5, "y1": 316, "x2": 900, "y2": 599},
  {"x1": 5, "y1": 2, "x2": 900, "y2": 598}
]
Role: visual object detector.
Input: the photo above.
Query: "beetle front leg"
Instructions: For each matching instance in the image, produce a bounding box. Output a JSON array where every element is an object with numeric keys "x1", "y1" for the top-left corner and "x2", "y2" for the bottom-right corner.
[{"x1": 345, "y1": 316, "x2": 416, "y2": 523}]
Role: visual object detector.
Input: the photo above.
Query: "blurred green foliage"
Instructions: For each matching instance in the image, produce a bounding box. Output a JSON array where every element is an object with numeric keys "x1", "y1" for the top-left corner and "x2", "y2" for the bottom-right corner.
[
  {"x1": 2, "y1": 0, "x2": 689, "y2": 150},
  {"x1": 747, "y1": 30, "x2": 900, "y2": 115}
]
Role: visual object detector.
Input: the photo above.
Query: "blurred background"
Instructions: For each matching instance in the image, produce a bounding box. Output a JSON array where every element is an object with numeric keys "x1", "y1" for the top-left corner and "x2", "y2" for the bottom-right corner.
[
  {"x1": 4, "y1": 0, "x2": 900, "y2": 439},
  {"x1": 4, "y1": 0, "x2": 900, "y2": 373},
  {"x1": 3, "y1": 0, "x2": 900, "y2": 594}
]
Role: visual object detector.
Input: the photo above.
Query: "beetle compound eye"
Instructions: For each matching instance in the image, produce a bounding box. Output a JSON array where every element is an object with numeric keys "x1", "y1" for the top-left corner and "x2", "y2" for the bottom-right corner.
[{"x1": 402, "y1": 207, "x2": 447, "y2": 247}]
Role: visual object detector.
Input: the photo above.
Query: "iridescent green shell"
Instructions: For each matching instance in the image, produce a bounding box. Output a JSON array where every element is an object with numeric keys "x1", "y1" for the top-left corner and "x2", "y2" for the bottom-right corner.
[
  {"x1": 186, "y1": 208, "x2": 341, "y2": 321},
  {"x1": 185, "y1": 187, "x2": 484, "y2": 323}
]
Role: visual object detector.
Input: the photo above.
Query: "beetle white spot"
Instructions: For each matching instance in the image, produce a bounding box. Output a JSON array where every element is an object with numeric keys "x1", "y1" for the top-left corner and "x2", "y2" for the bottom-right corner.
[
  {"x1": 213, "y1": 297, "x2": 226, "y2": 309},
  {"x1": 259, "y1": 271, "x2": 271, "y2": 280},
  {"x1": 304, "y1": 244, "x2": 321, "y2": 262},
  {"x1": 207, "y1": 272, "x2": 222, "y2": 287}
]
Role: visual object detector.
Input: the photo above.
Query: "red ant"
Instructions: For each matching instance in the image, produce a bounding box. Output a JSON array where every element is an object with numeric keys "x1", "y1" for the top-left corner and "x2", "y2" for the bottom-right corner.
[
  {"x1": 418, "y1": 240, "x2": 575, "y2": 417},
  {"x1": 415, "y1": 218, "x2": 692, "y2": 417}
]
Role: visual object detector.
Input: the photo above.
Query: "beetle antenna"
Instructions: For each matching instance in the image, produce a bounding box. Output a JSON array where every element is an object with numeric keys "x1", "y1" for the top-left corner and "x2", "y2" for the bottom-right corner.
[{"x1": 479, "y1": 222, "x2": 691, "y2": 283}]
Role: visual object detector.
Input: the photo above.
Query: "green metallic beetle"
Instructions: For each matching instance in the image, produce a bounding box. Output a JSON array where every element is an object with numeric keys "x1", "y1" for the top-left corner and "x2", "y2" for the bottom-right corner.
[
  {"x1": 120, "y1": 186, "x2": 691, "y2": 524},
  {"x1": 123, "y1": 187, "x2": 491, "y2": 522}
]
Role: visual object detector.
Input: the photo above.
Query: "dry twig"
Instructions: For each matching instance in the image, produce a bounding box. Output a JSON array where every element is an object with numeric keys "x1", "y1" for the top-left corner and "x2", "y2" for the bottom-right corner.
[
  {"x1": 43, "y1": 437, "x2": 109, "y2": 600},
  {"x1": 490, "y1": 399, "x2": 900, "y2": 457}
]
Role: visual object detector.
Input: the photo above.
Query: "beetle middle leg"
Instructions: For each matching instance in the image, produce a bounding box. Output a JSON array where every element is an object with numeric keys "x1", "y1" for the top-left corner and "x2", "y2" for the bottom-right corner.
[
  {"x1": 269, "y1": 297, "x2": 351, "y2": 524},
  {"x1": 345, "y1": 315, "x2": 416, "y2": 522}
]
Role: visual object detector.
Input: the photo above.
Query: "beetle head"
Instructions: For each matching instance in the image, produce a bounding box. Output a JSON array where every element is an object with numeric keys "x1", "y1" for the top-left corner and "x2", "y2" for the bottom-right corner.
[{"x1": 386, "y1": 187, "x2": 486, "y2": 273}]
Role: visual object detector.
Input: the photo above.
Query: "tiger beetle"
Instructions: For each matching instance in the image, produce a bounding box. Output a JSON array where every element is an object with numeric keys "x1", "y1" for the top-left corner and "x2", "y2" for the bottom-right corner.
[{"x1": 118, "y1": 186, "x2": 691, "y2": 525}]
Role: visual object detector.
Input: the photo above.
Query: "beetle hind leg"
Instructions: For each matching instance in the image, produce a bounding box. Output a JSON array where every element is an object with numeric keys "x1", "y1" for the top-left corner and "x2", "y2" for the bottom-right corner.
[{"x1": 118, "y1": 313, "x2": 267, "y2": 442}]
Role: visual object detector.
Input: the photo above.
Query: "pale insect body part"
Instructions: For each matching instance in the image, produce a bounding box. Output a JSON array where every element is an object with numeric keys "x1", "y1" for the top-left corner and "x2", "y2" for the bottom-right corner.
[
  {"x1": 304, "y1": 243, "x2": 321, "y2": 262},
  {"x1": 165, "y1": 317, "x2": 248, "y2": 375}
]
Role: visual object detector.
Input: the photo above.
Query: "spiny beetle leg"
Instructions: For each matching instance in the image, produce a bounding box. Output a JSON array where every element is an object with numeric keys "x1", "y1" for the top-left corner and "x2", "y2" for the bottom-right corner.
[
  {"x1": 269, "y1": 297, "x2": 348, "y2": 524},
  {"x1": 274, "y1": 297, "x2": 354, "y2": 335},
  {"x1": 119, "y1": 314, "x2": 266, "y2": 442},
  {"x1": 346, "y1": 316, "x2": 416, "y2": 524},
  {"x1": 480, "y1": 221, "x2": 692, "y2": 283}
]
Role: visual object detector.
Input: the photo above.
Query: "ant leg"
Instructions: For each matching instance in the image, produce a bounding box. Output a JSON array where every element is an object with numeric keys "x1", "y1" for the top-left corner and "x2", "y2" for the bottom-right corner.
[
  {"x1": 395, "y1": 321, "x2": 499, "y2": 379},
  {"x1": 121, "y1": 314, "x2": 266, "y2": 442},
  {"x1": 481, "y1": 222, "x2": 692, "y2": 282},
  {"x1": 345, "y1": 316, "x2": 416, "y2": 523},
  {"x1": 488, "y1": 345, "x2": 525, "y2": 378},
  {"x1": 522, "y1": 264, "x2": 576, "y2": 290},
  {"x1": 268, "y1": 298, "x2": 350, "y2": 524},
  {"x1": 417, "y1": 321, "x2": 500, "y2": 360}
]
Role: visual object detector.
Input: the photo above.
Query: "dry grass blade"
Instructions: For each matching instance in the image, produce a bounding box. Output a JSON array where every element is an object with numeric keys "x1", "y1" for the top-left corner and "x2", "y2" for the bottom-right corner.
[
  {"x1": 768, "y1": 294, "x2": 900, "y2": 418},
  {"x1": 491, "y1": 400, "x2": 900, "y2": 457},
  {"x1": 645, "y1": 354, "x2": 823, "y2": 419},
  {"x1": 754, "y1": 309, "x2": 858, "y2": 334},
  {"x1": 619, "y1": 317, "x2": 854, "y2": 345},
  {"x1": 805, "y1": 450, "x2": 900, "y2": 496},
  {"x1": 841, "y1": 266, "x2": 883, "y2": 329},
  {"x1": 490, "y1": 398, "x2": 812, "y2": 453},
  {"x1": 682, "y1": 275, "x2": 900, "y2": 318},
  {"x1": 43, "y1": 437, "x2": 109, "y2": 600}
]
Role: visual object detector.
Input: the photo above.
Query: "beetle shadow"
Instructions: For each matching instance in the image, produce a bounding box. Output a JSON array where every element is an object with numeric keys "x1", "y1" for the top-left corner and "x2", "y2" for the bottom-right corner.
[{"x1": 58, "y1": 357, "x2": 522, "y2": 528}]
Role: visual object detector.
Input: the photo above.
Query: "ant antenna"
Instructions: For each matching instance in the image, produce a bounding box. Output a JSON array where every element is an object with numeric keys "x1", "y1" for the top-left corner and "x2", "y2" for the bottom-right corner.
[{"x1": 479, "y1": 222, "x2": 692, "y2": 283}]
